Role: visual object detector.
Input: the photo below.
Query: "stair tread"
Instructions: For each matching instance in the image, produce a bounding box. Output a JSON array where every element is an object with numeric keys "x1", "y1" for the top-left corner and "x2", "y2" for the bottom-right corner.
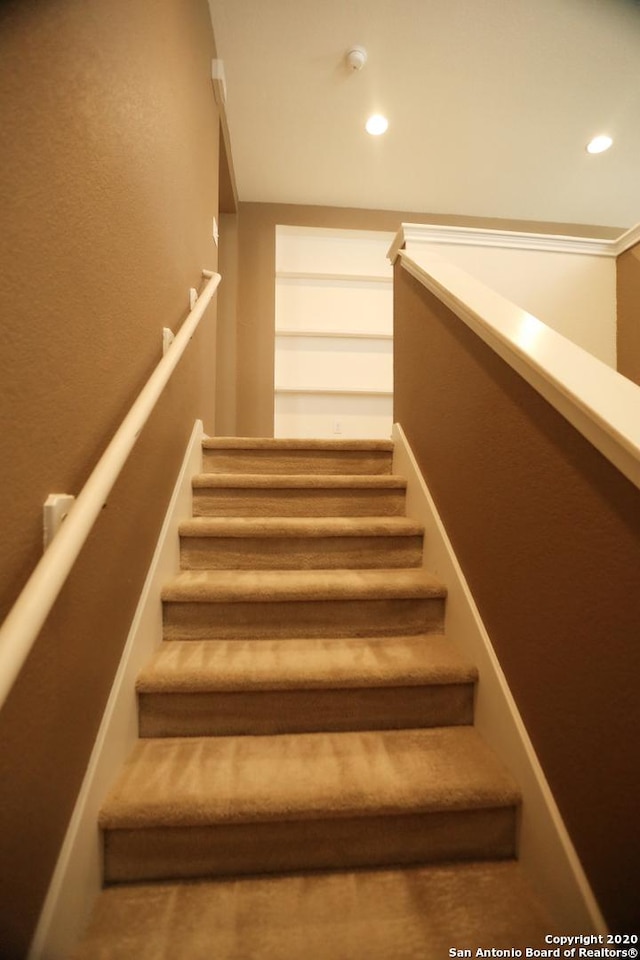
[
  {"x1": 192, "y1": 473, "x2": 406, "y2": 489},
  {"x1": 137, "y1": 636, "x2": 477, "y2": 692},
  {"x1": 99, "y1": 727, "x2": 519, "y2": 829},
  {"x1": 162, "y1": 568, "x2": 446, "y2": 603},
  {"x1": 72, "y1": 860, "x2": 558, "y2": 960},
  {"x1": 203, "y1": 437, "x2": 395, "y2": 452},
  {"x1": 179, "y1": 516, "x2": 423, "y2": 538}
]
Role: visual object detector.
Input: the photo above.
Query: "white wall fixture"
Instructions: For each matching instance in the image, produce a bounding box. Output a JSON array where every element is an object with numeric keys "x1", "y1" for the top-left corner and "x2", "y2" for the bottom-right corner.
[
  {"x1": 211, "y1": 59, "x2": 227, "y2": 105},
  {"x1": 43, "y1": 495, "x2": 76, "y2": 551},
  {"x1": 162, "y1": 327, "x2": 175, "y2": 356},
  {"x1": 345, "y1": 46, "x2": 367, "y2": 71}
]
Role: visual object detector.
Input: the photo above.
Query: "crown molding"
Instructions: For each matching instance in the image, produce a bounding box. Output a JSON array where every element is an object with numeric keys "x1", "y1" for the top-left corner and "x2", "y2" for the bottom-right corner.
[
  {"x1": 613, "y1": 222, "x2": 640, "y2": 255},
  {"x1": 388, "y1": 222, "x2": 640, "y2": 262}
]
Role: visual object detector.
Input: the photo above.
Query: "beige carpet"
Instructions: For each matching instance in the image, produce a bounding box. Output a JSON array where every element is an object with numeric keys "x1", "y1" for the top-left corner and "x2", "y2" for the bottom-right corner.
[
  {"x1": 73, "y1": 438, "x2": 560, "y2": 955},
  {"x1": 201, "y1": 436, "x2": 395, "y2": 476},
  {"x1": 136, "y1": 635, "x2": 478, "y2": 737},
  {"x1": 72, "y1": 861, "x2": 559, "y2": 960},
  {"x1": 161, "y1": 567, "x2": 447, "y2": 642},
  {"x1": 136, "y1": 635, "x2": 478, "y2": 692},
  {"x1": 192, "y1": 473, "x2": 408, "y2": 518},
  {"x1": 178, "y1": 516, "x2": 425, "y2": 570},
  {"x1": 100, "y1": 727, "x2": 518, "y2": 829}
]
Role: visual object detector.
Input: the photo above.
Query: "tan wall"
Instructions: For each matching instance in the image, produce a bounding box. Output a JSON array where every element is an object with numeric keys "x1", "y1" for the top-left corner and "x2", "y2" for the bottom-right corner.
[
  {"x1": 394, "y1": 264, "x2": 640, "y2": 933},
  {"x1": 617, "y1": 241, "x2": 640, "y2": 385},
  {"x1": 0, "y1": 1, "x2": 220, "y2": 954},
  {"x1": 216, "y1": 213, "x2": 238, "y2": 435},
  {"x1": 236, "y1": 202, "x2": 620, "y2": 436}
]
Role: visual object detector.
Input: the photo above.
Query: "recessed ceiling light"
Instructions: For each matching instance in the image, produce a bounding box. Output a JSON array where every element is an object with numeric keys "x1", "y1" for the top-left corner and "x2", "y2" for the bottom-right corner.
[
  {"x1": 365, "y1": 114, "x2": 388, "y2": 136},
  {"x1": 586, "y1": 134, "x2": 613, "y2": 154}
]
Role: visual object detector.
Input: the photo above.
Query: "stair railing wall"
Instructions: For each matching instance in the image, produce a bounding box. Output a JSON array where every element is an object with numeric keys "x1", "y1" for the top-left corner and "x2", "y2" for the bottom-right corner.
[
  {"x1": 393, "y1": 241, "x2": 640, "y2": 493},
  {"x1": 0, "y1": 270, "x2": 221, "y2": 713},
  {"x1": 391, "y1": 240, "x2": 640, "y2": 932}
]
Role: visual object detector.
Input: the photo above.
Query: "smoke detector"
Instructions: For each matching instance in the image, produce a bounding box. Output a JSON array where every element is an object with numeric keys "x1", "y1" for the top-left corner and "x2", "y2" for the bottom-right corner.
[{"x1": 346, "y1": 46, "x2": 367, "y2": 71}]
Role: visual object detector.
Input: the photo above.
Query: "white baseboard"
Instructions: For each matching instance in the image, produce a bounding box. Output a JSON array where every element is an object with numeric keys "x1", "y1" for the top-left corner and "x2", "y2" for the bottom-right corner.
[
  {"x1": 392, "y1": 422, "x2": 607, "y2": 934},
  {"x1": 28, "y1": 420, "x2": 204, "y2": 960}
]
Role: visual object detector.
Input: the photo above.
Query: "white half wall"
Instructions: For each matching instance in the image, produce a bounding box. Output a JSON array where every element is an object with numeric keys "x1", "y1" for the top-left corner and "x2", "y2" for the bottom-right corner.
[{"x1": 401, "y1": 234, "x2": 617, "y2": 367}]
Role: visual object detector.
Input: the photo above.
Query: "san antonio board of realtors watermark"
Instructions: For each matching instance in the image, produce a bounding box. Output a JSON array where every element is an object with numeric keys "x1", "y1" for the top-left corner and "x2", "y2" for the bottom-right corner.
[{"x1": 449, "y1": 934, "x2": 639, "y2": 959}]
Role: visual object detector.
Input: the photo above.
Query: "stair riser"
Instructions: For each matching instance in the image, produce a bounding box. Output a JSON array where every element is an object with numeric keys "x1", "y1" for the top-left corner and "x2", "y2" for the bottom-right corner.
[
  {"x1": 202, "y1": 450, "x2": 393, "y2": 476},
  {"x1": 193, "y1": 489, "x2": 406, "y2": 518},
  {"x1": 180, "y1": 535, "x2": 423, "y2": 570},
  {"x1": 138, "y1": 684, "x2": 475, "y2": 737},
  {"x1": 163, "y1": 597, "x2": 445, "y2": 641},
  {"x1": 103, "y1": 807, "x2": 517, "y2": 884}
]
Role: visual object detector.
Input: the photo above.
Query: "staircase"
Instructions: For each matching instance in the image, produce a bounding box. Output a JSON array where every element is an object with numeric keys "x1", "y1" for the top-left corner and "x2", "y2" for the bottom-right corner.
[{"x1": 73, "y1": 437, "x2": 557, "y2": 958}]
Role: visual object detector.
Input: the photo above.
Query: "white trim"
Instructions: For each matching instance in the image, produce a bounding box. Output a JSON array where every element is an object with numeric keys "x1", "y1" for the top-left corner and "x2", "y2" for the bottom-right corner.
[
  {"x1": 28, "y1": 421, "x2": 204, "y2": 960},
  {"x1": 397, "y1": 249, "x2": 640, "y2": 492},
  {"x1": 276, "y1": 271, "x2": 392, "y2": 283},
  {"x1": 276, "y1": 224, "x2": 396, "y2": 243},
  {"x1": 275, "y1": 387, "x2": 392, "y2": 397},
  {"x1": 387, "y1": 222, "x2": 640, "y2": 262},
  {"x1": 275, "y1": 330, "x2": 393, "y2": 341},
  {"x1": 211, "y1": 59, "x2": 227, "y2": 106},
  {"x1": 0, "y1": 272, "x2": 220, "y2": 712},
  {"x1": 613, "y1": 221, "x2": 640, "y2": 255},
  {"x1": 392, "y1": 423, "x2": 607, "y2": 933}
]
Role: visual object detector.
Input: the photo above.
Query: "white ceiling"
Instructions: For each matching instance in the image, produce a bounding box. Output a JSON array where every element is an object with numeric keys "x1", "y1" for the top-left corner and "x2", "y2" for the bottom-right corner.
[{"x1": 208, "y1": 0, "x2": 640, "y2": 230}]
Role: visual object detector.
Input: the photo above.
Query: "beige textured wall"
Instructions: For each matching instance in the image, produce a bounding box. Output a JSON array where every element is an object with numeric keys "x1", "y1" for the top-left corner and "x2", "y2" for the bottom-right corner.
[
  {"x1": 216, "y1": 213, "x2": 239, "y2": 435},
  {"x1": 394, "y1": 263, "x2": 640, "y2": 933},
  {"x1": 617, "y1": 241, "x2": 640, "y2": 385},
  {"x1": 236, "y1": 202, "x2": 620, "y2": 436},
  {"x1": 0, "y1": 1, "x2": 220, "y2": 954}
]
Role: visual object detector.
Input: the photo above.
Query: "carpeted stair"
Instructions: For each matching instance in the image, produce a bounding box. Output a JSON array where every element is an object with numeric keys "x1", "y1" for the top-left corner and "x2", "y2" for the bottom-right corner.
[{"x1": 74, "y1": 437, "x2": 558, "y2": 957}]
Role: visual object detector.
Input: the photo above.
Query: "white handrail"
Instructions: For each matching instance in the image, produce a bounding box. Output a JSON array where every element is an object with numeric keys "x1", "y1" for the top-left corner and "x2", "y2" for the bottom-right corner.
[{"x1": 0, "y1": 269, "x2": 221, "y2": 711}]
